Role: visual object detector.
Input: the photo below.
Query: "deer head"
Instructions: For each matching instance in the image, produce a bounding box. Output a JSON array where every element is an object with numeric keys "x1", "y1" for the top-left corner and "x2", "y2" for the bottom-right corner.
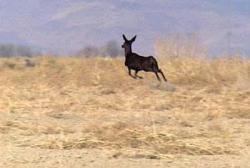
[{"x1": 122, "y1": 34, "x2": 136, "y2": 56}]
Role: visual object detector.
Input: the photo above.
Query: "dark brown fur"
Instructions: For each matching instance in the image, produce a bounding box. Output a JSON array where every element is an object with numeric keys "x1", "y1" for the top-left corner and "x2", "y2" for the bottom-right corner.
[{"x1": 122, "y1": 34, "x2": 167, "y2": 81}]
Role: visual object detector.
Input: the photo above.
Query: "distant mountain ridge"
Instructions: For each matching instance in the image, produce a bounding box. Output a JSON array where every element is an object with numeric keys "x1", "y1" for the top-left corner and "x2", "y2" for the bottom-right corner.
[{"x1": 0, "y1": 0, "x2": 249, "y2": 56}]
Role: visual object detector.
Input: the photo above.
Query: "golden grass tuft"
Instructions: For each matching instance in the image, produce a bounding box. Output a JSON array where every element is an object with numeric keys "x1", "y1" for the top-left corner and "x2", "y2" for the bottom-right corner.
[{"x1": 0, "y1": 56, "x2": 250, "y2": 159}]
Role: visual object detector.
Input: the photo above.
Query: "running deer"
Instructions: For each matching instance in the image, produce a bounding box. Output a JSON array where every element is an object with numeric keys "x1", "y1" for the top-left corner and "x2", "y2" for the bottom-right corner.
[{"x1": 121, "y1": 34, "x2": 167, "y2": 82}]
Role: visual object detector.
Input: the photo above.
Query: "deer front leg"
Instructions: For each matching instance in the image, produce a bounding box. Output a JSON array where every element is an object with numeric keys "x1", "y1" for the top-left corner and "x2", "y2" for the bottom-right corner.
[
  {"x1": 135, "y1": 70, "x2": 143, "y2": 79},
  {"x1": 128, "y1": 68, "x2": 136, "y2": 79}
]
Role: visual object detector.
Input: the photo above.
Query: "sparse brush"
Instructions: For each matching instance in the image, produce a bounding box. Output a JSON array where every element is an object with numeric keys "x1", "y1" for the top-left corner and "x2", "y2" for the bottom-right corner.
[{"x1": 0, "y1": 56, "x2": 249, "y2": 160}]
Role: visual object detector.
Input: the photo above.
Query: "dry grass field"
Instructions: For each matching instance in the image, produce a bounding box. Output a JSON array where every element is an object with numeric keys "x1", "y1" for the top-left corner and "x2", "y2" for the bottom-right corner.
[{"x1": 0, "y1": 56, "x2": 250, "y2": 168}]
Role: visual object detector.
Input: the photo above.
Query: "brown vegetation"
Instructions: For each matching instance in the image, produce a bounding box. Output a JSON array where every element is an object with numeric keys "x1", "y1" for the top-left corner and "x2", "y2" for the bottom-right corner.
[{"x1": 0, "y1": 56, "x2": 250, "y2": 167}]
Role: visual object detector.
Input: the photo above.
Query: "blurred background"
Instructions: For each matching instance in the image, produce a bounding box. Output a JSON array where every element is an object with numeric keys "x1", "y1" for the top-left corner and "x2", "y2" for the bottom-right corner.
[{"x1": 0, "y1": 0, "x2": 249, "y2": 57}]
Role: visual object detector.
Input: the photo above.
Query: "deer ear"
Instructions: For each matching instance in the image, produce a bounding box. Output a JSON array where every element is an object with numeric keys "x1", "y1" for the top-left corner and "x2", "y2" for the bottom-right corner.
[
  {"x1": 131, "y1": 35, "x2": 137, "y2": 42},
  {"x1": 123, "y1": 34, "x2": 128, "y2": 42}
]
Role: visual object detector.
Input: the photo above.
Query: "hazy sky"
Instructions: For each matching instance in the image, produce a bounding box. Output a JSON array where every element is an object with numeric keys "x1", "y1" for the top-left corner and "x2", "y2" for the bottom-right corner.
[{"x1": 0, "y1": 0, "x2": 249, "y2": 56}]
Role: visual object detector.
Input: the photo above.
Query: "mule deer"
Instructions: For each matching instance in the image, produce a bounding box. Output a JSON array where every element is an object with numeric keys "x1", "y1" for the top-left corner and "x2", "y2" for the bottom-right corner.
[{"x1": 121, "y1": 34, "x2": 167, "y2": 82}]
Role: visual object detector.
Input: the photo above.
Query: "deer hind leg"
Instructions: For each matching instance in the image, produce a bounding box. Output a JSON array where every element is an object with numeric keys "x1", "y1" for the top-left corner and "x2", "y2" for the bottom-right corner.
[
  {"x1": 152, "y1": 64, "x2": 161, "y2": 81},
  {"x1": 154, "y1": 72, "x2": 161, "y2": 81},
  {"x1": 159, "y1": 69, "x2": 167, "y2": 82},
  {"x1": 135, "y1": 70, "x2": 143, "y2": 79}
]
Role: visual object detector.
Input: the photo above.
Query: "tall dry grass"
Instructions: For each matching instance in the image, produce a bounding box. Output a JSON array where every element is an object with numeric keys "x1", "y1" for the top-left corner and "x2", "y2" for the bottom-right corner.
[
  {"x1": 0, "y1": 55, "x2": 250, "y2": 159},
  {"x1": 154, "y1": 34, "x2": 207, "y2": 58}
]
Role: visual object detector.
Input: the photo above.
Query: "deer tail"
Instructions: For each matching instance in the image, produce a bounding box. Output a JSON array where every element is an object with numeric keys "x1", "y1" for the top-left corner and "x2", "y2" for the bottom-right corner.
[{"x1": 149, "y1": 56, "x2": 159, "y2": 71}]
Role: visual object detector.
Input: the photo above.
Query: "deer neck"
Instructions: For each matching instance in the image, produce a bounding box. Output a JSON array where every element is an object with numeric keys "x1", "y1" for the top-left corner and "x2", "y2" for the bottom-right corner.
[{"x1": 125, "y1": 46, "x2": 132, "y2": 57}]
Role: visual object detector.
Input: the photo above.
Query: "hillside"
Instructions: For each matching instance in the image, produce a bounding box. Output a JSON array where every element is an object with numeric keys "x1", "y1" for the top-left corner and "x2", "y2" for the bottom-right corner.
[{"x1": 1, "y1": 0, "x2": 250, "y2": 55}]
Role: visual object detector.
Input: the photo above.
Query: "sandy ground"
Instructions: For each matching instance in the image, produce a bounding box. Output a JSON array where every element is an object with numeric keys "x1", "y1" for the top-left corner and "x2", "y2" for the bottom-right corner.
[
  {"x1": 1, "y1": 145, "x2": 250, "y2": 168},
  {"x1": 0, "y1": 57, "x2": 250, "y2": 167}
]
